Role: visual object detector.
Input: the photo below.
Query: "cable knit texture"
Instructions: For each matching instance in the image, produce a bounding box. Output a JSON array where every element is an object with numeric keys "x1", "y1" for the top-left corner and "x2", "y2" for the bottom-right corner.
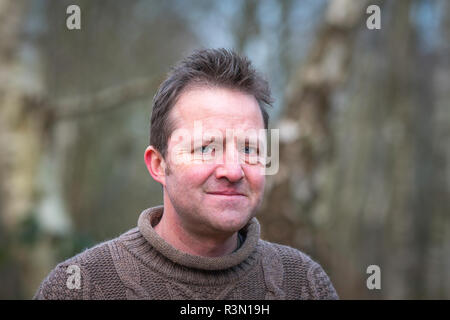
[{"x1": 33, "y1": 206, "x2": 339, "y2": 300}]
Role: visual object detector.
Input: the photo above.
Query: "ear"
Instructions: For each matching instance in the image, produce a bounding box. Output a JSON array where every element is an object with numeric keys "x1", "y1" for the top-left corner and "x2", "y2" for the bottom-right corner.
[{"x1": 144, "y1": 146, "x2": 166, "y2": 186}]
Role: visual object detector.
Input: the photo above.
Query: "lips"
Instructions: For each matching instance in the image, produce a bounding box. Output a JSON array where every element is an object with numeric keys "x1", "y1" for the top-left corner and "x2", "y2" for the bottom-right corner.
[{"x1": 206, "y1": 190, "x2": 246, "y2": 196}]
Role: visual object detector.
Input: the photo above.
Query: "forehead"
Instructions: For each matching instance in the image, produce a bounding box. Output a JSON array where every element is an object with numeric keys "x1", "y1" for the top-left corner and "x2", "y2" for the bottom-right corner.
[{"x1": 170, "y1": 86, "x2": 264, "y2": 131}]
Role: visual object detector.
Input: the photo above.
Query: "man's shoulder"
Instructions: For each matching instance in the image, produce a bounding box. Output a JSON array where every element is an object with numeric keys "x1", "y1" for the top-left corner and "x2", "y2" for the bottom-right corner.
[
  {"x1": 33, "y1": 227, "x2": 140, "y2": 300},
  {"x1": 51, "y1": 227, "x2": 139, "y2": 271},
  {"x1": 258, "y1": 239, "x2": 318, "y2": 268},
  {"x1": 258, "y1": 239, "x2": 339, "y2": 299}
]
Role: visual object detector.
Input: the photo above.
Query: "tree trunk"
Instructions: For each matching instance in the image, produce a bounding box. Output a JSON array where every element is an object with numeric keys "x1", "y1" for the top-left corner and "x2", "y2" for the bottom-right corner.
[{"x1": 0, "y1": 0, "x2": 68, "y2": 298}]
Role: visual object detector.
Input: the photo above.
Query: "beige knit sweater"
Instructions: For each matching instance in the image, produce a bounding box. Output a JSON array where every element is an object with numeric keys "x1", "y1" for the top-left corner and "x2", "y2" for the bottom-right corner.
[{"x1": 33, "y1": 206, "x2": 338, "y2": 300}]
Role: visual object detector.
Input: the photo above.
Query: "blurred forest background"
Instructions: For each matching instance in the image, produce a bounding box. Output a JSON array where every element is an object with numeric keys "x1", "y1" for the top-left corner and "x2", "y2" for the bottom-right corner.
[{"x1": 0, "y1": 0, "x2": 449, "y2": 299}]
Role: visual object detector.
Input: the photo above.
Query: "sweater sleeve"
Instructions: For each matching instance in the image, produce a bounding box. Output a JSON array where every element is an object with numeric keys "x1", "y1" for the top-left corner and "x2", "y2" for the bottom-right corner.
[
  {"x1": 306, "y1": 260, "x2": 339, "y2": 300},
  {"x1": 270, "y1": 242, "x2": 339, "y2": 300},
  {"x1": 32, "y1": 253, "x2": 100, "y2": 300},
  {"x1": 33, "y1": 260, "x2": 91, "y2": 300}
]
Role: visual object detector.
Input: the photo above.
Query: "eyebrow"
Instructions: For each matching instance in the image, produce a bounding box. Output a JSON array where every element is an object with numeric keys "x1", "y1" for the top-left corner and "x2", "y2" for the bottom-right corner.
[
  {"x1": 191, "y1": 136, "x2": 261, "y2": 143},
  {"x1": 192, "y1": 137, "x2": 217, "y2": 144}
]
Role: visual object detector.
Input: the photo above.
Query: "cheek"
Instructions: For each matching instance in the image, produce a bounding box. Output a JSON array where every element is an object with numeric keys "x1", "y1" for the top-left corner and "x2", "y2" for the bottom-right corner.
[
  {"x1": 170, "y1": 164, "x2": 215, "y2": 188},
  {"x1": 244, "y1": 166, "x2": 265, "y2": 192}
]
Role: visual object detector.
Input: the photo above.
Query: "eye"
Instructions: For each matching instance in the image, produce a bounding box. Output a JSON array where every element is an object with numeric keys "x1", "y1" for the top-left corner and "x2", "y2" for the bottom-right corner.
[
  {"x1": 192, "y1": 144, "x2": 210, "y2": 153},
  {"x1": 201, "y1": 145, "x2": 213, "y2": 153},
  {"x1": 193, "y1": 144, "x2": 215, "y2": 156},
  {"x1": 243, "y1": 145, "x2": 258, "y2": 155},
  {"x1": 239, "y1": 143, "x2": 261, "y2": 165}
]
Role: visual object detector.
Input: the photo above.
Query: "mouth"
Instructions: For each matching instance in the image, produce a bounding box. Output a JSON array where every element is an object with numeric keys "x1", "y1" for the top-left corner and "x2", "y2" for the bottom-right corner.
[{"x1": 206, "y1": 191, "x2": 246, "y2": 197}]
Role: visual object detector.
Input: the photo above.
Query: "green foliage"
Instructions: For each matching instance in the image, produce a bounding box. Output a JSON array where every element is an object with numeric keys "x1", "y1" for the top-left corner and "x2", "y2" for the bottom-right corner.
[
  {"x1": 54, "y1": 232, "x2": 97, "y2": 261},
  {"x1": 17, "y1": 214, "x2": 42, "y2": 247}
]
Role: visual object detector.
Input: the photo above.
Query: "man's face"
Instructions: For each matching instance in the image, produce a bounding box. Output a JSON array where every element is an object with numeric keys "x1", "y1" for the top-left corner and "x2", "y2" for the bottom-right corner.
[{"x1": 163, "y1": 86, "x2": 266, "y2": 237}]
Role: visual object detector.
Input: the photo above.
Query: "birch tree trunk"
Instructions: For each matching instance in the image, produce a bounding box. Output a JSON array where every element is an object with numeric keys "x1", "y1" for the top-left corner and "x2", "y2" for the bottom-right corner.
[
  {"x1": 258, "y1": 0, "x2": 372, "y2": 298},
  {"x1": 0, "y1": 0, "x2": 69, "y2": 298},
  {"x1": 259, "y1": 0, "x2": 450, "y2": 299},
  {"x1": 259, "y1": 0, "x2": 370, "y2": 253}
]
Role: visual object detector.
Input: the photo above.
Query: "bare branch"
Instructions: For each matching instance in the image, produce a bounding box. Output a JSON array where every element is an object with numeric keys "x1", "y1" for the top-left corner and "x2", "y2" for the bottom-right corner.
[{"x1": 53, "y1": 76, "x2": 160, "y2": 120}]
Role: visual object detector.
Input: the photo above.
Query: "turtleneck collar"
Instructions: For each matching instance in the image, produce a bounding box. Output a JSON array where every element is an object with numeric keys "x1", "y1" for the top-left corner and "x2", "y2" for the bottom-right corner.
[{"x1": 137, "y1": 206, "x2": 261, "y2": 271}]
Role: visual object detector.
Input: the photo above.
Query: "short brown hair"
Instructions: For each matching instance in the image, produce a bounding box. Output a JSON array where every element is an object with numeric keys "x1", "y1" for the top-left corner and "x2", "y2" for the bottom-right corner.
[{"x1": 150, "y1": 48, "x2": 273, "y2": 158}]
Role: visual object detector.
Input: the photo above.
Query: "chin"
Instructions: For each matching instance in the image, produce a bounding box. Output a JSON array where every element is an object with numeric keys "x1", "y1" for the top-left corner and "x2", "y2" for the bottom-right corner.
[{"x1": 212, "y1": 209, "x2": 252, "y2": 232}]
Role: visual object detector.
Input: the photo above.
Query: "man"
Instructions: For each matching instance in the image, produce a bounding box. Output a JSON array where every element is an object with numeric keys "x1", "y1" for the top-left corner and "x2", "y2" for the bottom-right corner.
[{"x1": 34, "y1": 49, "x2": 338, "y2": 300}]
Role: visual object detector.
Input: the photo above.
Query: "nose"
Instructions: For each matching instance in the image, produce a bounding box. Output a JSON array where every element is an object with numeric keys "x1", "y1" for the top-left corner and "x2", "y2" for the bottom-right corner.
[
  {"x1": 214, "y1": 141, "x2": 244, "y2": 182},
  {"x1": 214, "y1": 145, "x2": 244, "y2": 182},
  {"x1": 215, "y1": 162, "x2": 244, "y2": 183}
]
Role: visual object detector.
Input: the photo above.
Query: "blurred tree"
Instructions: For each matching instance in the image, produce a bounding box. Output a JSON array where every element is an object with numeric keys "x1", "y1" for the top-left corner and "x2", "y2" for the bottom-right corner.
[
  {"x1": 258, "y1": 0, "x2": 450, "y2": 299},
  {"x1": 259, "y1": 0, "x2": 371, "y2": 288},
  {"x1": 0, "y1": 0, "x2": 57, "y2": 298},
  {"x1": 0, "y1": 0, "x2": 199, "y2": 298}
]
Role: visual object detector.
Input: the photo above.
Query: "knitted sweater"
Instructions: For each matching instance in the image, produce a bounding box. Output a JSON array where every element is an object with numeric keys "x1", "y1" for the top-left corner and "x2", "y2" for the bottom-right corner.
[{"x1": 33, "y1": 206, "x2": 338, "y2": 300}]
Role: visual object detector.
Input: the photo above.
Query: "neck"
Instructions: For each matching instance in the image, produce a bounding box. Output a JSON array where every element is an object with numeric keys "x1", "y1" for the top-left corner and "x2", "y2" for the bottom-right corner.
[
  {"x1": 137, "y1": 206, "x2": 261, "y2": 272},
  {"x1": 154, "y1": 203, "x2": 238, "y2": 257},
  {"x1": 135, "y1": 206, "x2": 262, "y2": 284}
]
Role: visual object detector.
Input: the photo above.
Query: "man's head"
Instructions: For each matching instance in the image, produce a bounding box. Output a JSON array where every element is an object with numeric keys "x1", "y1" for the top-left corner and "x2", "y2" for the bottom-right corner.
[
  {"x1": 150, "y1": 48, "x2": 272, "y2": 159},
  {"x1": 145, "y1": 49, "x2": 272, "y2": 238}
]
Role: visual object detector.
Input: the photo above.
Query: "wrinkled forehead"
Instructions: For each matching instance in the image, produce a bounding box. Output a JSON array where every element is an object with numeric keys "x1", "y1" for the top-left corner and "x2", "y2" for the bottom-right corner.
[
  {"x1": 168, "y1": 86, "x2": 265, "y2": 132},
  {"x1": 171, "y1": 123, "x2": 267, "y2": 145}
]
